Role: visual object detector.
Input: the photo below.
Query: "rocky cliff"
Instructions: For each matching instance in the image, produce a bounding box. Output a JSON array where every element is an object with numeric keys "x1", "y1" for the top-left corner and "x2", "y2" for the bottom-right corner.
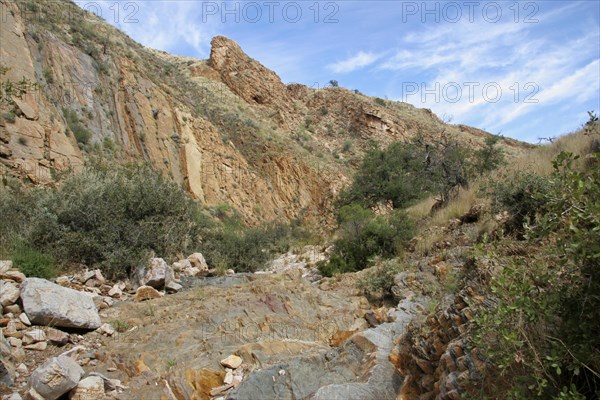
[{"x1": 0, "y1": 0, "x2": 530, "y2": 225}]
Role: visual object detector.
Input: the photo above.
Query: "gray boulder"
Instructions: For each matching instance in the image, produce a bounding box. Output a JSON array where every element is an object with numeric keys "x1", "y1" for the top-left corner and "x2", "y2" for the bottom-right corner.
[
  {"x1": 29, "y1": 355, "x2": 84, "y2": 400},
  {"x1": 20, "y1": 278, "x2": 102, "y2": 329}
]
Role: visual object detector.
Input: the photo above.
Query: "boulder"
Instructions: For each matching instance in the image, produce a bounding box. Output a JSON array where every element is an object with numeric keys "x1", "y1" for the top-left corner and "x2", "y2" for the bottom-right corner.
[
  {"x1": 141, "y1": 258, "x2": 173, "y2": 289},
  {"x1": 0, "y1": 281, "x2": 20, "y2": 307},
  {"x1": 29, "y1": 355, "x2": 84, "y2": 400},
  {"x1": 187, "y1": 253, "x2": 209, "y2": 274},
  {"x1": 68, "y1": 375, "x2": 105, "y2": 399},
  {"x1": 20, "y1": 278, "x2": 102, "y2": 330}
]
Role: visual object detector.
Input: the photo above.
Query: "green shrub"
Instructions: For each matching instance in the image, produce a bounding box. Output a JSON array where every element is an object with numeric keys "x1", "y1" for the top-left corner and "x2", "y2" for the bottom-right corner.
[
  {"x1": 42, "y1": 68, "x2": 54, "y2": 84},
  {"x1": 102, "y1": 137, "x2": 115, "y2": 152},
  {"x1": 3, "y1": 111, "x2": 15, "y2": 123},
  {"x1": 474, "y1": 136, "x2": 505, "y2": 173},
  {"x1": 12, "y1": 243, "x2": 56, "y2": 279},
  {"x1": 338, "y1": 141, "x2": 437, "y2": 209},
  {"x1": 319, "y1": 205, "x2": 415, "y2": 276},
  {"x1": 486, "y1": 171, "x2": 552, "y2": 234},
  {"x1": 63, "y1": 108, "x2": 92, "y2": 144},
  {"x1": 21, "y1": 162, "x2": 210, "y2": 278},
  {"x1": 475, "y1": 151, "x2": 600, "y2": 399},
  {"x1": 203, "y1": 221, "x2": 293, "y2": 273},
  {"x1": 342, "y1": 140, "x2": 352, "y2": 153},
  {"x1": 357, "y1": 259, "x2": 405, "y2": 302}
]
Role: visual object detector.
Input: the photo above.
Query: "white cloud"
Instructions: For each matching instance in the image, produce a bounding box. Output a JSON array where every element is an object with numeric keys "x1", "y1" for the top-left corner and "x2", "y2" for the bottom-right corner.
[
  {"x1": 381, "y1": 7, "x2": 599, "y2": 138},
  {"x1": 95, "y1": 1, "x2": 217, "y2": 57},
  {"x1": 328, "y1": 51, "x2": 379, "y2": 73}
]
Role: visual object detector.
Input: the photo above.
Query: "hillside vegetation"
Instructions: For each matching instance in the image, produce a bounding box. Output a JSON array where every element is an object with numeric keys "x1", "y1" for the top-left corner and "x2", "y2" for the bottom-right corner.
[{"x1": 357, "y1": 121, "x2": 600, "y2": 399}]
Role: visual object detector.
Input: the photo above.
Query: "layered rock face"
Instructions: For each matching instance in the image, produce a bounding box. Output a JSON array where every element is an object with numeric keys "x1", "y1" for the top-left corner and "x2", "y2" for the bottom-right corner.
[{"x1": 0, "y1": 0, "x2": 530, "y2": 225}]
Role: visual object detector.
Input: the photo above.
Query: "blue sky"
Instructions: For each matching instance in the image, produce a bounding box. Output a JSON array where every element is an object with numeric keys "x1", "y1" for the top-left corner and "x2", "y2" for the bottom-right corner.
[{"x1": 85, "y1": 1, "x2": 599, "y2": 143}]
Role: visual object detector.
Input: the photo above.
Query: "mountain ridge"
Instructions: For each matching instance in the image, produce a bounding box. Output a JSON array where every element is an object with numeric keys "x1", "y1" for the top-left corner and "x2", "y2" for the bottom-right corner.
[{"x1": 0, "y1": 0, "x2": 531, "y2": 225}]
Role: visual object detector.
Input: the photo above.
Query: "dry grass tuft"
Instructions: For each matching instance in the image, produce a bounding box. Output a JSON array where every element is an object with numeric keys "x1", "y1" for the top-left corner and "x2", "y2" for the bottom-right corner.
[{"x1": 430, "y1": 186, "x2": 479, "y2": 227}]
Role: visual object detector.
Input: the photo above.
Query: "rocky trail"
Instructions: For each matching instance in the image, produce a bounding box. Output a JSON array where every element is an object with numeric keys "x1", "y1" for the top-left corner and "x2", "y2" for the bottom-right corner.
[
  {"x1": 1, "y1": 246, "x2": 431, "y2": 400},
  {"x1": 1, "y1": 206, "x2": 495, "y2": 400}
]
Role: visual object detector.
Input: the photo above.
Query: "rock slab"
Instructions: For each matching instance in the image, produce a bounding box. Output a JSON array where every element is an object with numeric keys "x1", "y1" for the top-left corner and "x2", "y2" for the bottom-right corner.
[{"x1": 20, "y1": 278, "x2": 102, "y2": 329}]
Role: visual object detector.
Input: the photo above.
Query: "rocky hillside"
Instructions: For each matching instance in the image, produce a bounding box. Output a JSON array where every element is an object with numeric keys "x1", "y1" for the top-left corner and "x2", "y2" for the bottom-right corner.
[{"x1": 0, "y1": 0, "x2": 529, "y2": 225}]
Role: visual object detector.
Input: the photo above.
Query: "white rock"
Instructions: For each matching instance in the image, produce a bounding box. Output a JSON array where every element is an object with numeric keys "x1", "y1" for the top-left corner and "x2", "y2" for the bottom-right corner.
[
  {"x1": 141, "y1": 258, "x2": 173, "y2": 289},
  {"x1": 26, "y1": 388, "x2": 44, "y2": 400},
  {"x1": 0, "y1": 260, "x2": 12, "y2": 273},
  {"x1": 182, "y1": 266, "x2": 201, "y2": 277},
  {"x1": 223, "y1": 370, "x2": 234, "y2": 384},
  {"x1": 29, "y1": 355, "x2": 84, "y2": 400},
  {"x1": 96, "y1": 323, "x2": 115, "y2": 337},
  {"x1": 107, "y1": 285, "x2": 122, "y2": 298},
  {"x1": 232, "y1": 375, "x2": 243, "y2": 387},
  {"x1": 0, "y1": 281, "x2": 20, "y2": 307},
  {"x1": 20, "y1": 278, "x2": 102, "y2": 330},
  {"x1": 171, "y1": 260, "x2": 191, "y2": 272},
  {"x1": 19, "y1": 313, "x2": 31, "y2": 326},
  {"x1": 93, "y1": 269, "x2": 105, "y2": 284},
  {"x1": 3, "y1": 392, "x2": 23, "y2": 400},
  {"x1": 7, "y1": 337, "x2": 21, "y2": 348},
  {"x1": 220, "y1": 355, "x2": 242, "y2": 369},
  {"x1": 16, "y1": 363, "x2": 28, "y2": 374},
  {"x1": 187, "y1": 253, "x2": 209, "y2": 273},
  {"x1": 23, "y1": 329, "x2": 46, "y2": 344},
  {"x1": 226, "y1": 269, "x2": 235, "y2": 276},
  {"x1": 80, "y1": 270, "x2": 96, "y2": 283},
  {"x1": 87, "y1": 372, "x2": 127, "y2": 391},
  {"x1": 68, "y1": 375, "x2": 105, "y2": 399}
]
